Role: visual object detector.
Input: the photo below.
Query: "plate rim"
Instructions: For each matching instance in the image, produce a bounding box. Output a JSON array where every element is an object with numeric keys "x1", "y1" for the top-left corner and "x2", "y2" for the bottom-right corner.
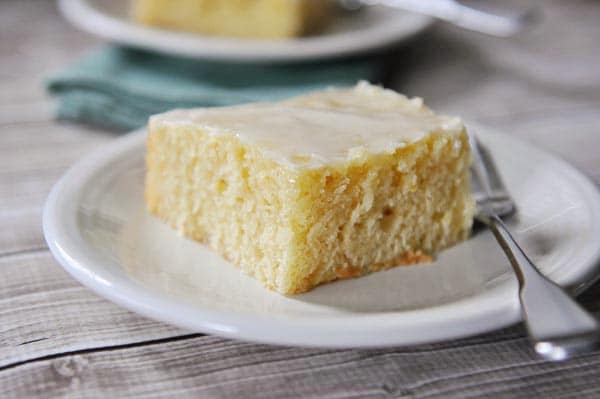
[
  {"x1": 43, "y1": 127, "x2": 600, "y2": 348},
  {"x1": 58, "y1": 0, "x2": 434, "y2": 62}
]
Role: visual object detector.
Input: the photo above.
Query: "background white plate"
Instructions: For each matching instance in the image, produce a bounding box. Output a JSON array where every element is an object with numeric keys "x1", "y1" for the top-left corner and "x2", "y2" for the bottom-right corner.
[
  {"x1": 58, "y1": 0, "x2": 433, "y2": 62},
  {"x1": 43, "y1": 127, "x2": 600, "y2": 348}
]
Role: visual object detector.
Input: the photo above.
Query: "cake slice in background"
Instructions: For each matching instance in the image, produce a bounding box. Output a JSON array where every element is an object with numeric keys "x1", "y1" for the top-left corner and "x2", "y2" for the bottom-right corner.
[
  {"x1": 145, "y1": 82, "x2": 475, "y2": 294},
  {"x1": 132, "y1": 0, "x2": 333, "y2": 39}
]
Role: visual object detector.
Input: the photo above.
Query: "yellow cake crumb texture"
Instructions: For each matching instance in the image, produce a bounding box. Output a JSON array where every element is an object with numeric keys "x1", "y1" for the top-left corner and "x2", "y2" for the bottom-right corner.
[
  {"x1": 145, "y1": 82, "x2": 475, "y2": 294},
  {"x1": 132, "y1": 0, "x2": 332, "y2": 39}
]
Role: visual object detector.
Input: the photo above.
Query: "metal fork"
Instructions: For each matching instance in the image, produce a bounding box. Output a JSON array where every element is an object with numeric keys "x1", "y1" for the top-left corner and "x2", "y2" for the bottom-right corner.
[
  {"x1": 469, "y1": 134, "x2": 600, "y2": 361},
  {"x1": 338, "y1": 0, "x2": 538, "y2": 37}
]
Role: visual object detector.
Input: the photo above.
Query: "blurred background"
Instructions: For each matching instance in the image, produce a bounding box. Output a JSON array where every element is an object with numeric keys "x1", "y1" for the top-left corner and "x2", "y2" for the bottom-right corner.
[{"x1": 4, "y1": 0, "x2": 599, "y2": 176}]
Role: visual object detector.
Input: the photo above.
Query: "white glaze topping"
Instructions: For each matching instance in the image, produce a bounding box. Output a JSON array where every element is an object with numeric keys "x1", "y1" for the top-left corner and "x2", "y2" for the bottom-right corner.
[{"x1": 150, "y1": 81, "x2": 464, "y2": 168}]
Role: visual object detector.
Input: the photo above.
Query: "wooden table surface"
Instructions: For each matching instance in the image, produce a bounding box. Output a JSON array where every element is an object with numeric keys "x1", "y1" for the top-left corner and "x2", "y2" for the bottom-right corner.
[{"x1": 2, "y1": 1, "x2": 600, "y2": 398}]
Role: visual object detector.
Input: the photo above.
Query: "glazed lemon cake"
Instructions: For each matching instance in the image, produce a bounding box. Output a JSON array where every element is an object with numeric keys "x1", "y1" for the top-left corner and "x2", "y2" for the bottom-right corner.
[
  {"x1": 145, "y1": 82, "x2": 475, "y2": 294},
  {"x1": 132, "y1": 0, "x2": 332, "y2": 39}
]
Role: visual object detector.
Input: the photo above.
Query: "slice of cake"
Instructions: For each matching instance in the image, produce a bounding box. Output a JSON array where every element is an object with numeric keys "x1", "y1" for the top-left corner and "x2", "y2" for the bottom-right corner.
[
  {"x1": 132, "y1": 0, "x2": 332, "y2": 39},
  {"x1": 145, "y1": 82, "x2": 475, "y2": 294}
]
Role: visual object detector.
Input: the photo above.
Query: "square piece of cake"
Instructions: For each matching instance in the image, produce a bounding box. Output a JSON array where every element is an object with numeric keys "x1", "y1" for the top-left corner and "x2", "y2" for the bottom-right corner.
[
  {"x1": 145, "y1": 82, "x2": 475, "y2": 294},
  {"x1": 132, "y1": 0, "x2": 332, "y2": 39}
]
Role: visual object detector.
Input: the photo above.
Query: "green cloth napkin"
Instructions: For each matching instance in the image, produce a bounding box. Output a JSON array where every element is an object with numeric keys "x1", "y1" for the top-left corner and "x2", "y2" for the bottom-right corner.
[{"x1": 47, "y1": 46, "x2": 382, "y2": 130}]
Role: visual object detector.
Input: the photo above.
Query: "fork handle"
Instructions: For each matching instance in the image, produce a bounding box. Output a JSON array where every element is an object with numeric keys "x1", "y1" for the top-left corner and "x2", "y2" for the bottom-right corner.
[
  {"x1": 440, "y1": 1, "x2": 530, "y2": 37},
  {"x1": 484, "y1": 214, "x2": 600, "y2": 360},
  {"x1": 351, "y1": 0, "x2": 533, "y2": 37}
]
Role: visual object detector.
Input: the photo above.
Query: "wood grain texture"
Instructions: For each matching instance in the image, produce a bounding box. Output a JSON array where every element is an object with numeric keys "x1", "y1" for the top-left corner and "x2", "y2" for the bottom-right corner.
[
  {"x1": 0, "y1": 251, "x2": 184, "y2": 368},
  {"x1": 2, "y1": 333, "x2": 600, "y2": 399},
  {"x1": 0, "y1": 122, "x2": 112, "y2": 254},
  {"x1": 1, "y1": 0, "x2": 600, "y2": 397}
]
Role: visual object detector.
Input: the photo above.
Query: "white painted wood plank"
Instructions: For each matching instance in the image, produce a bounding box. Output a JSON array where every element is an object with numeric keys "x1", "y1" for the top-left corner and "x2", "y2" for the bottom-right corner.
[
  {"x1": 0, "y1": 120, "x2": 113, "y2": 254},
  {"x1": 0, "y1": 101, "x2": 54, "y2": 125},
  {"x1": 0, "y1": 250, "x2": 183, "y2": 368},
  {"x1": 2, "y1": 333, "x2": 600, "y2": 399}
]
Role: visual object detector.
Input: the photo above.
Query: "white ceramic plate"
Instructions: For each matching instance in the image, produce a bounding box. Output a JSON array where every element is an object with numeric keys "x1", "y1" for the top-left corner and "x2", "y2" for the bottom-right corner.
[
  {"x1": 43, "y1": 127, "x2": 600, "y2": 348},
  {"x1": 58, "y1": 0, "x2": 433, "y2": 62}
]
